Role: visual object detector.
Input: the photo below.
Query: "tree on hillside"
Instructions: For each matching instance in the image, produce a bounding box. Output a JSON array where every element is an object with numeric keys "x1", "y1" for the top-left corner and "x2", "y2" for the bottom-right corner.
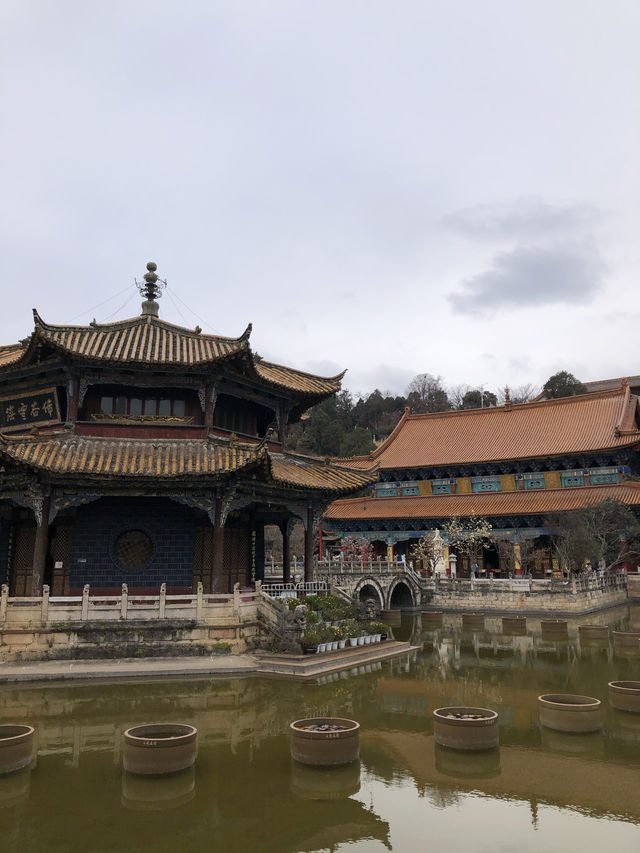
[
  {"x1": 406, "y1": 374, "x2": 450, "y2": 413},
  {"x1": 448, "y1": 384, "x2": 472, "y2": 410},
  {"x1": 339, "y1": 426, "x2": 375, "y2": 457},
  {"x1": 497, "y1": 384, "x2": 539, "y2": 405},
  {"x1": 353, "y1": 390, "x2": 405, "y2": 439},
  {"x1": 461, "y1": 389, "x2": 498, "y2": 409},
  {"x1": 542, "y1": 371, "x2": 587, "y2": 399}
]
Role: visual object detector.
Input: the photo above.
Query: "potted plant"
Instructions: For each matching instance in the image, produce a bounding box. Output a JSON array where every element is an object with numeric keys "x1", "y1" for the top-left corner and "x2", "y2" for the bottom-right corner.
[
  {"x1": 301, "y1": 627, "x2": 322, "y2": 654},
  {"x1": 342, "y1": 619, "x2": 360, "y2": 647},
  {"x1": 367, "y1": 621, "x2": 387, "y2": 643},
  {"x1": 328, "y1": 625, "x2": 342, "y2": 650}
]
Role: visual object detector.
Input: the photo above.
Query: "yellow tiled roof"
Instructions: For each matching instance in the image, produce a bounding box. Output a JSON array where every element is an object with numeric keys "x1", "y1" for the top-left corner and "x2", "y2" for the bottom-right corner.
[
  {"x1": 0, "y1": 433, "x2": 256, "y2": 478},
  {"x1": 30, "y1": 310, "x2": 250, "y2": 366},
  {"x1": 270, "y1": 453, "x2": 377, "y2": 492},
  {"x1": 325, "y1": 482, "x2": 640, "y2": 521},
  {"x1": 0, "y1": 344, "x2": 25, "y2": 367},
  {"x1": 0, "y1": 312, "x2": 344, "y2": 399},
  {"x1": 339, "y1": 389, "x2": 640, "y2": 471},
  {"x1": 255, "y1": 361, "x2": 344, "y2": 396},
  {"x1": 0, "y1": 433, "x2": 375, "y2": 493}
]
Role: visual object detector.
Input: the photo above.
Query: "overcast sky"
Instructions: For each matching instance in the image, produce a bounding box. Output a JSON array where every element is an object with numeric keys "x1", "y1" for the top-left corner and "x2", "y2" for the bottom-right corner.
[{"x1": 1, "y1": 1, "x2": 638, "y2": 398}]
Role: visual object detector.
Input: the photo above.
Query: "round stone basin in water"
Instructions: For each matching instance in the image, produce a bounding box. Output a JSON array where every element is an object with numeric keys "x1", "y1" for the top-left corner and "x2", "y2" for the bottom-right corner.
[
  {"x1": 121, "y1": 766, "x2": 196, "y2": 811},
  {"x1": 578, "y1": 625, "x2": 609, "y2": 640},
  {"x1": 289, "y1": 718, "x2": 360, "y2": 766},
  {"x1": 0, "y1": 725, "x2": 35, "y2": 776},
  {"x1": 538, "y1": 694, "x2": 603, "y2": 733},
  {"x1": 462, "y1": 613, "x2": 485, "y2": 632},
  {"x1": 608, "y1": 681, "x2": 640, "y2": 713},
  {"x1": 290, "y1": 759, "x2": 361, "y2": 799},
  {"x1": 123, "y1": 724, "x2": 198, "y2": 776},
  {"x1": 502, "y1": 616, "x2": 526, "y2": 635},
  {"x1": 381, "y1": 609, "x2": 401, "y2": 625},
  {"x1": 541, "y1": 620, "x2": 568, "y2": 637},
  {"x1": 612, "y1": 630, "x2": 640, "y2": 647},
  {"x1": 421, "y1": 610, "x2": 443, "y2": 628},
  {"x1": 433, "y1": 707, "x2": 499, "y2": 751}
]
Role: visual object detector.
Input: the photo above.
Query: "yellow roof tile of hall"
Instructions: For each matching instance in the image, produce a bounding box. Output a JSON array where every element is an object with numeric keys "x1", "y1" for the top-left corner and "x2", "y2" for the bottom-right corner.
[
  {"x1": 325, "y1": 482, "x2": 640, "y2": 520},
  {"x1": 255, "y1": 361, "x2": 344, "y2": 396},
  {"x1": 0, "y1": 344, "x2": 24, "y2": 367},
  {"x1": 270, "y1": 453, "x2": 377, "y2": 492},
  {"x1": 0, "y1": 433, "x2": 257, "y2": 478},
  {"x1": 339, "y1": 389, "x2": 640, "y2": 471},
  {"x1": 29, "y1": 309, "x2": 251, "y2": 367},
  {"x1": 0, "y1": 311, "x2": 345, "y2": 397},
  {"x1": 0, "y1": 432, "x2": 376, "y2": 492}
]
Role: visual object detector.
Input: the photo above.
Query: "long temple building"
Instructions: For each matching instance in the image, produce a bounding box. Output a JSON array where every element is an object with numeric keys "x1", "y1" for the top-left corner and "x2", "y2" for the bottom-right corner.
[
  {"x1": 0, "y1": 263, "x2": 375, "y2": 596},
  {"x1": 325, "y1": 385, "x2": 640, "y2": 575}
]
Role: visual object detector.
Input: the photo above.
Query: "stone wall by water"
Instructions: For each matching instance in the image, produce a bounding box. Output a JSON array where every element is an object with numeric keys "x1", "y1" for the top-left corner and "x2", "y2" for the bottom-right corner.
[{"x1": 430, "y1": 585, "x2": 628, "y2": 614}]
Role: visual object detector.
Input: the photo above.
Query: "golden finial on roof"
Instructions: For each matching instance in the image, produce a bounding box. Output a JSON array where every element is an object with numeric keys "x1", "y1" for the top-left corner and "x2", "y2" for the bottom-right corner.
[{"x1": 136, "y1": 261, "x2": 167, "y2": 317}]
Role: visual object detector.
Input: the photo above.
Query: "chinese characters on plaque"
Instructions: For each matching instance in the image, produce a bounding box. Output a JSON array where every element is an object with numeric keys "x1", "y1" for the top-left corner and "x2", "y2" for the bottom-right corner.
[{"x1": 0, "y1": 388, "x2": 61, "y2": 429}]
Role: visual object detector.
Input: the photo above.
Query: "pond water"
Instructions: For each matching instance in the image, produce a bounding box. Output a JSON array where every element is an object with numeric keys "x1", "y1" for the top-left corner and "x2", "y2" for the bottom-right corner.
[{"x1": 1, "y1": 606, "x2": 640, "y2": 853}]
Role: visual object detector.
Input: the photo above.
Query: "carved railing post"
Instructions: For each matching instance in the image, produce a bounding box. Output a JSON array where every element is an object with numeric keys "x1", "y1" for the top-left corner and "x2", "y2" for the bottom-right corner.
[
  {"x1": 159, "y1": 582, "x2": 167, "y2": 618},
  {"x1": 0, "y1": 584, "x2": 8, "y2": 625},
  {"x1": 196, "y1": 581, "x2": 204, "y2": 620},
  {"x1": 41, "y1": 584, "x2": 50, "y2": 623},
  {"x1": 81, "y1": 584, "x2": 90, "y2": 620},
  {"x1": 233, "y1": 582, "x2": 241, "y2": 615},
  {"x1": 121, "y1": 583, "x2": 128, "y2": 619}
]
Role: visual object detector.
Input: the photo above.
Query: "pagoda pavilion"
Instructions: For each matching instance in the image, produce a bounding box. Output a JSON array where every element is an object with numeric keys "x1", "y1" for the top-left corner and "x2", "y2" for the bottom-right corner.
[
  {"x1": 0, "y1": 263, "x2": 375, "y2": 596},
  {"x1": 325, "y1": 386, "x2": 640, "y2": 576}
]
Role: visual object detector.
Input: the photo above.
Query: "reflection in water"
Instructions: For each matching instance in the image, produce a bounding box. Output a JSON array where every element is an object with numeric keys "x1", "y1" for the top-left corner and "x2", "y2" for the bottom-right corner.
[
  {"x1": 0, "y1": 604, "x2": 638, "y2": 852},
  {"x1": 0, "y1": 767, "x2": 31, "y2": 809},
  {"x1": 121, "y1": 766, "x2": 196, "y2": 811},
  {"x1": 540, "y1": 727, "x2": 606, "y2": 759},
  {"x1": 290, "y1": 759, "x2": 361, "y2": 800},
  {"x1": 434, "y1": 745, "x2": 501, "y2": 780}
]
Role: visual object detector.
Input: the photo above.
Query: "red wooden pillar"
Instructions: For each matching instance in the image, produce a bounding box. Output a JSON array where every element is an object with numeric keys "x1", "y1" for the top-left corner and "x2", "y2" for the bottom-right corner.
[
  {"x1": 304, "y1": 505, "x2": 314, "y2": 583},
  {"x1": 31, "y1": 494, "x2": 51, "y2": 596},
  {"x1": 67, "y1": 379, "x2": 79, "y2": 422},
  {"x1": 210, "y1": 496, "x2": 225, "y2": 593}
]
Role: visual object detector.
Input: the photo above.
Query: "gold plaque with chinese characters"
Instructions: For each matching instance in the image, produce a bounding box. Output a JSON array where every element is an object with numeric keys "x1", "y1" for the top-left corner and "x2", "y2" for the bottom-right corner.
[{"x1": 0, "y1": 388, "x2": 61, "y2": 430}]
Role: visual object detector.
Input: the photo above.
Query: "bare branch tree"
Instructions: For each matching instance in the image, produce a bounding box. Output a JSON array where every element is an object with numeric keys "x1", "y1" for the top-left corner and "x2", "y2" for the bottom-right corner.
[{"x1": 443, "y1": 515, "x2": 493, "y2": 562}]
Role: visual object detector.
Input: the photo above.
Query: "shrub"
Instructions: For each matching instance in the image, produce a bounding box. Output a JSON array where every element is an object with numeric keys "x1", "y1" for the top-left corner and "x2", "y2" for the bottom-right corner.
[{"x1": 301, "y1": 628, "x2": 322, "y2": 649}]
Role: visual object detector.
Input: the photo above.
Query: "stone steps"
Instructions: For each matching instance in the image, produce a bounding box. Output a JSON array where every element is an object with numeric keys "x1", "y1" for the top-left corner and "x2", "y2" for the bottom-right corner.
[{"x1": 255, "y1": 640, "x2": 417, "y2": 678}]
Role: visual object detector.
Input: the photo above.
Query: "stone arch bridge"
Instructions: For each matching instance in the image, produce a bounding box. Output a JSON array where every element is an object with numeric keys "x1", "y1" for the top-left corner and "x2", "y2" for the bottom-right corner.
[{"x1": 315, "y1": 558, "x2": 433, "y2": 612}]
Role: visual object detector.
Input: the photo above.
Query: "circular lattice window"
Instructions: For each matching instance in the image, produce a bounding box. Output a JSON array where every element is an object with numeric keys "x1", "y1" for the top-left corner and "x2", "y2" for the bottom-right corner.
[{"x1": 113, "y1": 529, "x2": 154, "y2": 570}]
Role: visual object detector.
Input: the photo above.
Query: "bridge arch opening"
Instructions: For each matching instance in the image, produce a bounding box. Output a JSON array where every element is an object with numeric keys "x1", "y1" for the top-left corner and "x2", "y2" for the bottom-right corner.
[
  {"x1": 358, "y1": 583, "x2": 383, "y2": 612},
  {"x1": 389, "y1": 581, "x2": 414, "y2": 609}
]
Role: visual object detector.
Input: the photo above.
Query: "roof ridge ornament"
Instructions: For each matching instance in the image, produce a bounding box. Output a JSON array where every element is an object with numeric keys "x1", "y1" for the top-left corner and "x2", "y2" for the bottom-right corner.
[{"x1": 136, "y1": 262, "x2": 167, "y2": 317}]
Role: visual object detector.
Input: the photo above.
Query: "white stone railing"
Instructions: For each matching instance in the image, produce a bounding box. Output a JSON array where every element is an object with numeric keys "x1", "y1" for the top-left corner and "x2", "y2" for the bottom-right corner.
[
  {"x1": 430, "y1": 568, "x2": 628, "y2": 596},
  {"x1": 261, "y1": 580, "x2": 329, "y2": 600},
  {"x1": 315, "y1": 557, "x2": 407, "y2": 575},
  {"x1": 0, "y1": 581, "x2": 261, "y2": 627}
]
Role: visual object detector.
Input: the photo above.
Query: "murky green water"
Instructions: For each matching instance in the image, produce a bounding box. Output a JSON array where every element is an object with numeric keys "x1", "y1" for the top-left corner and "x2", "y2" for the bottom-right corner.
[{"x1": 1, "y1": 606, "x2": 640, "y2": 853}]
